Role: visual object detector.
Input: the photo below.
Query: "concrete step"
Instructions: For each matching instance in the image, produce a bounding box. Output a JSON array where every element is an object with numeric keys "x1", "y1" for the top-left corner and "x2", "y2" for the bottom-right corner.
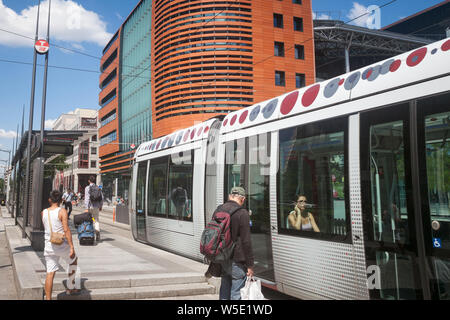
[
  {"x1": 41, "y1": 272, "x2": 207, "y2": 292},
  {"x1": 52, "y1": 282, "x2": 216, "y2": 300}
]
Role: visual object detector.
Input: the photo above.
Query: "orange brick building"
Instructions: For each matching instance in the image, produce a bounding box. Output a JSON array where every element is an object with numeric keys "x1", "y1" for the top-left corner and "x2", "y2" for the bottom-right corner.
[
  {"x1": 152, "y1": 0, "x2": 315, "y2": 137},
  {"x1": 99, "y1": 0, "x2": 315, "y2": 199}
]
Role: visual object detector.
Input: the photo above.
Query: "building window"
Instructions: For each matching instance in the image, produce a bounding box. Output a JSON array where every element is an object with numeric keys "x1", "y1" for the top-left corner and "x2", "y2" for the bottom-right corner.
[
  {"x1": 101, "y1": 111, "x2": 117, "y2": 127},
  {"x1": 294, "y1": 17, "x2": 304, "y2": 32},
  {"x1": 275, "y1": 71, "x2": 285, "y2": 86},
  {"x1": 293, "y1": 0, "x2": 302, "y2": 4},
  {"x1": 274, "y1": 41, "x2": 285, "y2": 57},
  {"x1": 296, "y1": 73, "x2": 306, "y2": 88},
  {"x1": 91, "y1": 147, "x2": 97, "y2": 155},
  {"x1": 92, "y1": 135, "x2": 97, "y2": 142},
  {"x1": 273, "y1": 13, "x2": 283, "y2": 28},
  {"x1": 100, "y1": 131, "x2": 117, "y2": 146},
  {"x1": 91, "y1": 161, "x2": 96, "y2": 168},
  {"x1": 295, "y1": 45, "x2": 305, "y2": 60}
]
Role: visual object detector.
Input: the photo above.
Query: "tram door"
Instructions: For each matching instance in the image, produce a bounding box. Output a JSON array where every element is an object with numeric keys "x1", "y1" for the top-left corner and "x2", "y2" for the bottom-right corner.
[
  {"x1": 135, "y1": 161, "x2": 147, "y2": 242},
  {"x1": 224, "y1": 134, "x2": 275, "y2": 282},
  {"x1": 361, "y1": 92, "x2": 450, "y2": 300}
]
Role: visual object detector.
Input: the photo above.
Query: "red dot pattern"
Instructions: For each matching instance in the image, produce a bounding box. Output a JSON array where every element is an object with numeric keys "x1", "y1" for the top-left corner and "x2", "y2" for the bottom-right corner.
[
  {"x1": 390, "y1": 60, "x2": 401, "y2": 72},
  {"x1": 239, "y1": 110, "x2": 248, "y2": 124},
  {"x1": 230, "y1": 115, "x2": 237, "y2": 126},
  {"x1": 280, "y1": 91, "x2": 299, "y2": 115},
  {"x1": 302, "y1": 84, "x2": 321, "y2": 107},
  {"x1": 406, "y1": 47, "x2": 427, "y2": 67}
]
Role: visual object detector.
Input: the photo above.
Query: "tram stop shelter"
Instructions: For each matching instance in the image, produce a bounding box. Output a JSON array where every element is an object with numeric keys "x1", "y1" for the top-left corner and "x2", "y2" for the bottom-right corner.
[
  {"x1": 314, "y1": 19, "x2": 432, "y2": 81},
  {"x1": 9, "y1": 130, "x2": 85, "y2": 251}
]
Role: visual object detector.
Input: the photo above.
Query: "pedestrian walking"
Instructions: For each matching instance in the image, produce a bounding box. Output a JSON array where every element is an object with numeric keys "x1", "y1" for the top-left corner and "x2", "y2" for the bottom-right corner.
[
  {"x1": 85, "y1": 176, "x2": 103, "y2": 241},
  {"x1": 217, "y1": 186, "x2": 254, "y2": 300},
  {"x1": 41, "y1": 190, "x2": 79, "y2": 300},
  {"x1": 63, "y1": 189, "x2": 74, "y2": 218}
]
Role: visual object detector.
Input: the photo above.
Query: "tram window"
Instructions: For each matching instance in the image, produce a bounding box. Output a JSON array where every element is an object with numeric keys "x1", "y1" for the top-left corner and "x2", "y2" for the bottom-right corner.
[
  {"x1": 168, "y1": 151, "x2": 193, "y2": 221},
  {"x1": 424, "y1": 111, "x2": 450, "y2": 250},
  {"x1": 369, "y1": 121, "x2": 409, "y2": 244},
  {"x1": 278, "y1": 118, "x2": 349, "y2": 238},
  {"x1": 224, "y1": 138, "x2": 246, "y2": 195},
  {"x1": 136, "y1": 161, "x2": 147, "y2": 216},
  {"x1": 147, "y1": 156, "x2": 168, "y2": 217}
]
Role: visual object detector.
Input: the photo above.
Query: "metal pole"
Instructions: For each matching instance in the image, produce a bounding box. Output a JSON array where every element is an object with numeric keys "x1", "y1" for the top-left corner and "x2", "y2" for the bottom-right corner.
[
  {"x1": 23, "y1": 0, "x2": 41, "y2": 238},
  {"x1": 40, "y1": 0, "x2": 51, "y2": 158},
  {"x1": 11, "y1": 124, "x2": 19, "y2": 218}
]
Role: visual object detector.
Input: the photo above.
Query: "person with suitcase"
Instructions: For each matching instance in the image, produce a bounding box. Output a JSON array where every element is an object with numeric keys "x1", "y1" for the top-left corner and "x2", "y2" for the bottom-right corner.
[
  {"x1": 74, "y1": 210, "x2": 95, "y2": 245},
  {"x1": 84, "y1": 175, "x2": 103, "y2": 241}
]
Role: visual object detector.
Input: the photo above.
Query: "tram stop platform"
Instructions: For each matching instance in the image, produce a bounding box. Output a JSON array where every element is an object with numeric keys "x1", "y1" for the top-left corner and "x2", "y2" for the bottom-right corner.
[{"x1": 1, "y1": 206, "x2": 219, "y2": 300}]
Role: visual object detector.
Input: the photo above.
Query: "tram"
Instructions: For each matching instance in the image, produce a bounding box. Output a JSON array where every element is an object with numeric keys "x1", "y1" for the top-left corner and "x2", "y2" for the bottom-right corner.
[{"x1": 130, "y1": 37, "x2": 450, "y2": 300}]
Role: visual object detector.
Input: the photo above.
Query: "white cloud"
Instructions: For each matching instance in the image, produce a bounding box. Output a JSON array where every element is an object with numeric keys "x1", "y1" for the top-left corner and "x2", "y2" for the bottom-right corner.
[
  {"x1": 115, "y1": 12, "x2": 123, "y2": 21},
  {"x1": 45, "y1": 119, "x2": 56, "y2": 130},
  {"x1": 313, "y1": 12, "x2": 332, "y2": 20},
  {"x1": 0, "y1": 0, "x2": 112, "y2": 48},
  {"x1": 0, "y1": 129, "x2": 17, "y2": 138},
  {"x1": 346, "y1": 2, "x2": 372, "y2": 27}
]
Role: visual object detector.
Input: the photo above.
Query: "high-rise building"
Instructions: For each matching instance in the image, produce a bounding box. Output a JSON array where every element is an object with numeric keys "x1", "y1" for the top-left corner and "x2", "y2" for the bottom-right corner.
[
  {"x1": 99, "y1": 0, "x2": 315, "y2": 200},
  {"x1": 51, "y1": 108, "x2": 99, "y2": 193},
  {"x1": 152, "y1": 0, "x2": 315, "y2": 137},
  {"x1": 382, "y1": 0, "x2": 450, "y2": 41}
]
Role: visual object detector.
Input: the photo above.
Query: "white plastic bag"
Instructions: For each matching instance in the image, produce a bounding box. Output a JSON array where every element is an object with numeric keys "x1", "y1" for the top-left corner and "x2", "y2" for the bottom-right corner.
[
  {"x1": 93, "y1": 221, "x2": 100, "y2": 232},
  {"x1": 240, "y1": 277, "x2": 265, "y2": 300}
]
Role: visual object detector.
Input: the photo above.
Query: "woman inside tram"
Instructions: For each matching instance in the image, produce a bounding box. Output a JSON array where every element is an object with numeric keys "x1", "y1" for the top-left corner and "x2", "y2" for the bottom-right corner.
[{"x1": 288, "y1": 195, "x2": 320, "y2": 232}]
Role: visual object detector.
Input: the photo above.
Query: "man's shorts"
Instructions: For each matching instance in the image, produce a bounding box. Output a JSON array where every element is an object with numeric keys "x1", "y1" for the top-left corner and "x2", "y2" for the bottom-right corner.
[{"x1": 44, "y1": 250, "x2": 77, "y2": 273}]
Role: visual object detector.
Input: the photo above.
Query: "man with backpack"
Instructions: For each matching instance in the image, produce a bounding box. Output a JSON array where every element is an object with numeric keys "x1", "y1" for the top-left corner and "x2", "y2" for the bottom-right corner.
[
  {"x1": 84, "y1": 176, "x2": 103, "y2": 241},
  {"x1": 201, "y1": 186, "x2": 254, "y2": 300},
  {"x1": 170, "y1": 179, "x2": 189, "y2": 220}
]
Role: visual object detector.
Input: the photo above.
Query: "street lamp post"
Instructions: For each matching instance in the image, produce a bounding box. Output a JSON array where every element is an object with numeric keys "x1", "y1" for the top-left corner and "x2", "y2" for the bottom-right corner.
[{"x1": 23, "y1": 0, "x2": 41, "y2": 238}]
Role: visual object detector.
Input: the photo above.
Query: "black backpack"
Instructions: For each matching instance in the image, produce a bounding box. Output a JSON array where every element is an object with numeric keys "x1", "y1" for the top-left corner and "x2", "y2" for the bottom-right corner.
[
  {"x1": 89, "y1": 185, "x2": 103, "y2": 202},
  {"x1": 173, "y1": 187, "x2": 187, "y2": 206}
]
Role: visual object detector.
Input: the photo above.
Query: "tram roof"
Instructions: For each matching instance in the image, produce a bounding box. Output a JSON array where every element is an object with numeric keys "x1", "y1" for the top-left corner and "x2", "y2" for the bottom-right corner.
[
  {"x1": 219, "y1": 37, "x2": 450, "y2": 134},
  {"x1": 135, "y1": 118, "x2": 218, "y2": 158},
  {"x1": 135, "y1": 37, "x2": 450, "y2": 158}
]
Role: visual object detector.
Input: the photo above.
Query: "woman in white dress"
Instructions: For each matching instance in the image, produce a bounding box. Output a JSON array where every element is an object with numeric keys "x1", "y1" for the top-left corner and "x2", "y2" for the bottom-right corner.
[{"x1": 41, "y1": 190, "x2": 79, "y2": 300}]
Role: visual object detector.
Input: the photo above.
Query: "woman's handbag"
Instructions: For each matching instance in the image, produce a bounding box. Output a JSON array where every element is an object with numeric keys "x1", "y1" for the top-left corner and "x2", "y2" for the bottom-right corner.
[{"x1": 48, "y1": 210, "x2": 65, "y2": 245}]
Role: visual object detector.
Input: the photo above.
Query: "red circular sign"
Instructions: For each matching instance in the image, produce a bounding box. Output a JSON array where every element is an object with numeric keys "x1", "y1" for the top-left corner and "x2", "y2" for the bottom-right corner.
[{"x1": 35, "y1": 40, "x2": 49, "y2": 54}]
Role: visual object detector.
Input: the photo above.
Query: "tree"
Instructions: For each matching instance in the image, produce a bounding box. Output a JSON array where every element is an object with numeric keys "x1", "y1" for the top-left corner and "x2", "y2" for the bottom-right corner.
[{"x1": 44, "y1": 155, "x2": 69, "y2": 180}]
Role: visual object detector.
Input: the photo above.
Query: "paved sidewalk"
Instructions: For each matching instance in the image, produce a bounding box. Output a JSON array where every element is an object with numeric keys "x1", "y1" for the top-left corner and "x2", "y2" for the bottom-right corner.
[
  {"x1": 2, "y1": 206, "x2": 219, "y2": 300},
  {"x1": 0, "y1": 206, "x2": 18, "y2": 299}
]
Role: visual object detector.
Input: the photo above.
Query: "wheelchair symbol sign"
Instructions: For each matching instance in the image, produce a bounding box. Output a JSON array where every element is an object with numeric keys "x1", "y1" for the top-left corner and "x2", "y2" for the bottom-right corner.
[{"x1": 433, "y1": 238, "x2": 442, "y2": 248}]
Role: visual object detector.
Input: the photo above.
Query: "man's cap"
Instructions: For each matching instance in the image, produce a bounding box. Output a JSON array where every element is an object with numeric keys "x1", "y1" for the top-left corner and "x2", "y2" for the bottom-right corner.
[{"x1": 230, "y1": 186, "x2": 246, "y2": 197}]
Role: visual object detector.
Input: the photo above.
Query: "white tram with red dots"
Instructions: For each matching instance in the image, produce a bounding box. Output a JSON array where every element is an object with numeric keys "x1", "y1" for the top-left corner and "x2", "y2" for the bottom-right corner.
[{"x1": 130, "y1": 38, "x2": 450, "y2": 300}]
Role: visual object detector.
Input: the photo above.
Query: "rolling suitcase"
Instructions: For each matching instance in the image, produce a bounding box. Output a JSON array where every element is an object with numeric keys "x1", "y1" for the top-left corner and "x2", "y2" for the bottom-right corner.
[{"x1": 77, "y1": 221, "x2": 95, "y2": 245}]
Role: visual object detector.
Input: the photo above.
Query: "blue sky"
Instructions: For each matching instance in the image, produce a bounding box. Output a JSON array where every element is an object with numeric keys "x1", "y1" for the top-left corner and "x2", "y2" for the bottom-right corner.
[{"x1": 0, "y1": 0, "x2": 445, "y2": 169}]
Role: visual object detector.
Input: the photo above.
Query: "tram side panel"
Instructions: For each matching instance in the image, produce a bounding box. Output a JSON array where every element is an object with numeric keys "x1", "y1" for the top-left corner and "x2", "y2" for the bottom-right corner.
[
  {"x1": 268, "y1": 119, "x2": 367, "y2": 300},
  {"x1": 142, "y1": 145, "x2": 206, "y2": 261},
  {"x1": 217, "y1": 114, "x2": 370, "y2": 299}
]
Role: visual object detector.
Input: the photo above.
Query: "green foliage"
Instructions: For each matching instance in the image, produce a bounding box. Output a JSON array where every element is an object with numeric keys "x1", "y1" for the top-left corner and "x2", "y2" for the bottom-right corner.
[{"x1": 44, "y1": 155, "x2": 69, "y2": 179}]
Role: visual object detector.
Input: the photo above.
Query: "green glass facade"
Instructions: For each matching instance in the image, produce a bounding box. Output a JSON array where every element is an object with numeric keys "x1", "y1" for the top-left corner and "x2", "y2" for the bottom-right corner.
[{"x1": 119, "y1": 0, "x2": 152, "y2": 152}]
